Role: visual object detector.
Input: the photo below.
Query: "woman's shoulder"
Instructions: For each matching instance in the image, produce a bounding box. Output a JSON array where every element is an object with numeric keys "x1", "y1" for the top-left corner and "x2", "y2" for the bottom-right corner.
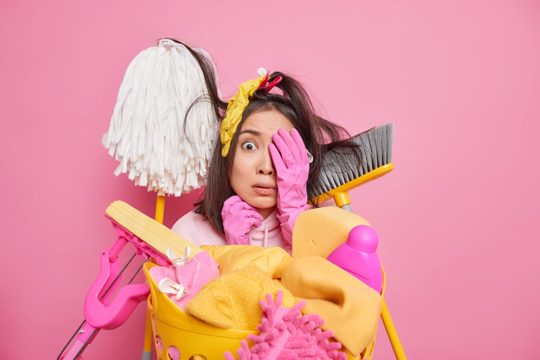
[
  {"x1": 171, "y1": 210, "x2": 207, "y2": 229},
  {"x1": 171, "y1": 210, "x2": 225, "y2": 246}
]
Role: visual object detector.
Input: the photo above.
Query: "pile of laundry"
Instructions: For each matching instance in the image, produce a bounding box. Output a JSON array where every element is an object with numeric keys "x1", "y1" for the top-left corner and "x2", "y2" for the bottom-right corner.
[{"x1": 150, "y1": 245, "x2": 382, "y2": 359}]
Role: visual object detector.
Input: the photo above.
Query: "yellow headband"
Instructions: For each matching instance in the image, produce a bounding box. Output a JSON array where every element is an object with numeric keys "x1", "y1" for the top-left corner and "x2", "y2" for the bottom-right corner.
[{"x1": 220, "y1": 69, "x2": 268, "y2": 157}]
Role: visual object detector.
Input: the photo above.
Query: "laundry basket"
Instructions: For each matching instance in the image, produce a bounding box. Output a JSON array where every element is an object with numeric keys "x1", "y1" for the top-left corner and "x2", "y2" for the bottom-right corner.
[{"x1": 143, "y1": 261, "x2": 382, "y2": 360}]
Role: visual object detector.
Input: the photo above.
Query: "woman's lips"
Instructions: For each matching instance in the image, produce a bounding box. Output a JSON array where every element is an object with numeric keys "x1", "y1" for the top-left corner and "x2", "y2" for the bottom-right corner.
[{"x1": 253, "y1": 185, "x2": 276, "y2": 196}]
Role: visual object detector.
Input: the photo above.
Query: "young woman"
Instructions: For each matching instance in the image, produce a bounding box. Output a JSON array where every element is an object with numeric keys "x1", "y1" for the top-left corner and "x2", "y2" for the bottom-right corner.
[{"x1": 172, "y1": 43, "x2": 358, "y2": 250}]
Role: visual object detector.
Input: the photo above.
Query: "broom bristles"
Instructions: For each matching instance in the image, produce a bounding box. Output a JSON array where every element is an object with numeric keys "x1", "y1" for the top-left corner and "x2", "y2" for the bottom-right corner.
[
  {"x1": 102, "y1": 39, "x2": 218, "y2": 196},
  {"x1": 309, "y1": 123, "x2": 394, "y2": 199}
]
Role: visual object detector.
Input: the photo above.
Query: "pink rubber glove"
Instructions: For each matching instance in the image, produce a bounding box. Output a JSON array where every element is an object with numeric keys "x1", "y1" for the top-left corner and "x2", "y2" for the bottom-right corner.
[
  {"x1": 221, "y1": 195, "x2": 264, "y2": 245},
  {"x1": 269, "y1": 128, "x2": 312, "y2": 247}
]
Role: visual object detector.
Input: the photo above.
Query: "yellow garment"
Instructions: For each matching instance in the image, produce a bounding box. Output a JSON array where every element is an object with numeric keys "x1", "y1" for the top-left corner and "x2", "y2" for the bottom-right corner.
[
  {"x1": 219, "y1": 71, "x2": 266, "y2": 156},
  {"x1": 290, "y1": 207, "x2": 380, "y2": 355},
  {"x1": 185, "y1": 266, "x2": 295, "y2": 330},
  {"x1": 281, "y1": 256, "x2": 382, "y2": 356},
  {"x1": 201, "y1": 244, "x2": 292, "y2": 278},
  {"x1": 200, "y1": 245, "x2": 382, "y2": 355},
  {"x1": 292, "y1": 207, "x2": 370, "y2": 259}
]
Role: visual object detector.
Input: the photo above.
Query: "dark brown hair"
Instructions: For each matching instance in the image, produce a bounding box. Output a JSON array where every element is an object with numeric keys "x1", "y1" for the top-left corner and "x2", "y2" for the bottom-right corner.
[{"x1": 170, "y1": 39, "x2": 359, "y2": 232}]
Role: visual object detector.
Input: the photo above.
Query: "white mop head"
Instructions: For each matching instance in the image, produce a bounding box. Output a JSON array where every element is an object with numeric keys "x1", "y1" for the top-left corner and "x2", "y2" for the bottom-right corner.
[{"x1": 102, "y1": 39, "x2": 218, "y2": 196}]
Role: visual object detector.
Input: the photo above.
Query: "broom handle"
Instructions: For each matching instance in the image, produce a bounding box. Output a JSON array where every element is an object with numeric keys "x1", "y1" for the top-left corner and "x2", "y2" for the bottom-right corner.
[
  {"x1": 381, "y1": 300, "x2": 407, "y2": 359},
  {"x1": 141, "y1": 194, "x2": 166, "y2": 359},
  {"x1": 154, "y1": 195, "x2": 166, "y2": 224},
  {"x1": 336, "y1": 197, "x2": 407, "y2": 360}
]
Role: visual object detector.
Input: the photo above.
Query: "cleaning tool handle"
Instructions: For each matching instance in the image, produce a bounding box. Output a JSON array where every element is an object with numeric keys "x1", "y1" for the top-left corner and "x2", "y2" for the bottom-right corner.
[
  {"x1": 84, "y1": 251, "x2": 149, "y2": 329},
  {"x1": 381, "y1": 300, "x2": 408, "y2": 359}
]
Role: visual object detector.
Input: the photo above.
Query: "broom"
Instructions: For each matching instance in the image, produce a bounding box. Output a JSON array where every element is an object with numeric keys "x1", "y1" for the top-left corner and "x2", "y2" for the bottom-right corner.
[
  {"x1": 309, "y1": 122, "x2": 407, "y2": 360},
  {"x1": 310, "y1": 123, "x2": 394, "y2": 210}
]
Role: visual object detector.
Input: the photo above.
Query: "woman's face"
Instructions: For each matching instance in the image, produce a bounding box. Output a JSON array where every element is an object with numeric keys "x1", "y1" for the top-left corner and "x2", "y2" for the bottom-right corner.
[{"x1": 230, "y1": 109, "x2": 294, "y2": 218}]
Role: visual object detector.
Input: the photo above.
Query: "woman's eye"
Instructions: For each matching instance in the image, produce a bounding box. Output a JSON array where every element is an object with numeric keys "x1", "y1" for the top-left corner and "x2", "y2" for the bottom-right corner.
[{"x1": 241, "y1": 141, "x2": 257, "y2": 151}]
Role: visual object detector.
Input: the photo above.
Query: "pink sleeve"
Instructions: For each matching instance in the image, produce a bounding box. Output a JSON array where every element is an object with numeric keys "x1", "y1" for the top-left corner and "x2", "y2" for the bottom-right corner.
[{"x1": 171, "y1": 211, "x2": 226, "y2": 246}]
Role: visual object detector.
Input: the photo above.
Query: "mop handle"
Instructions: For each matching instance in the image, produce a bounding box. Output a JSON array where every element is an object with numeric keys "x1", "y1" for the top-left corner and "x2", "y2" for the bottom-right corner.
[
  {"x1": 59, "y1": 201, "x2": 202, "y2": 359},
  {"x1": 59, "y1": 202, "x2": 181, "y2": 360},
  {"x1": 58, "y1": 234, "x2": 150, "y2": 360}
]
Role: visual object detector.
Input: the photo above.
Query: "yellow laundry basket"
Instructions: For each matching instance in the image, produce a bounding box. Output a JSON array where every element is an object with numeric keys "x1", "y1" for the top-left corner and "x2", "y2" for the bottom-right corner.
[{"x1": 143, "y1": 262, "x2": 379, "y2": 360}]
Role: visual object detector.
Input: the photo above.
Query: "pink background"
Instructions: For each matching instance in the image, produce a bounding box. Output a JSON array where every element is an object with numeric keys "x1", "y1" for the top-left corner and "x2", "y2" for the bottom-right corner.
[{"x1": 1, "y1": 0, "x2": 539, "y2": 359}]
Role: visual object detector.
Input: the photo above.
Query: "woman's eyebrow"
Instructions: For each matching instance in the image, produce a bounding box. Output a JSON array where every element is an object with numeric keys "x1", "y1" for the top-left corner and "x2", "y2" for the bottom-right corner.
[{"x1": 238, "y1": 129, "x2": 261, "y2": 136}]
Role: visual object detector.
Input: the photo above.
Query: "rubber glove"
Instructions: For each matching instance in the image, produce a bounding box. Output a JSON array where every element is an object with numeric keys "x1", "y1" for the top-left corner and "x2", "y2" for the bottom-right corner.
[
  {"x1": 221, "y1": 195, "x2": 263, "y2": 245},
  {"x1": 269, "y1": 128, "x2": 311, "y2": 247}
]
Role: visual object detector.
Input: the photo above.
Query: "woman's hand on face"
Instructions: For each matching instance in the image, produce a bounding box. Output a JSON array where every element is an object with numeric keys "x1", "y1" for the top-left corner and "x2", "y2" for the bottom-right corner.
[
  {"x1": 268, "y1": 128, "x2": 310, "y2": 212},
  {"x1": 269, "y1": 128, "x2": 311, "y2": 247},
  {"x1": 221, "y1": 195, "x2": 263, "y2": 245}
]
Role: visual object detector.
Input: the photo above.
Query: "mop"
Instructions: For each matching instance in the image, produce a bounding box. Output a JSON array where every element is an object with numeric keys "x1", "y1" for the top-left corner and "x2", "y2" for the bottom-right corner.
[
  {"x1": 58, "y1": 39, "x2": 218, "y2": 359},
  {"x1": 102, "y1": 38, "x2": 218, "y2": 197}
]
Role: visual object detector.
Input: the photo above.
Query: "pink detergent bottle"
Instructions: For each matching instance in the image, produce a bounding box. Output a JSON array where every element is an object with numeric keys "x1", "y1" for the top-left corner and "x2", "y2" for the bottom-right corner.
[{"x1": 327, "y1": 225, "x2": 383, "y2": 293}]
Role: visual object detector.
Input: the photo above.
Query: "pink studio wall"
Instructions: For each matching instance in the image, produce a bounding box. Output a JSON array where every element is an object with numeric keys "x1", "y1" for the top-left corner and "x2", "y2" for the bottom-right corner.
[{"x1": 1, "y1": 0, "x2": 539, "y2": 359}]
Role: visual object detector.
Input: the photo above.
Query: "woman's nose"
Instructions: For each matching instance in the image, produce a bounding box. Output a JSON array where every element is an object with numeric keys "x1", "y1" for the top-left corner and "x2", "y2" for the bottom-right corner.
[{"x1": 257, "y1": 150, "x2": 274, "y2": 175}]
